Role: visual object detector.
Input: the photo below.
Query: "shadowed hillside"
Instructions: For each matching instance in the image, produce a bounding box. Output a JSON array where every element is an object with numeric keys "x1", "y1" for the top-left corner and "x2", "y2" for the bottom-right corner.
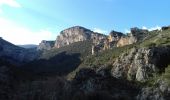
[
  {"x1": 1, "y1": 26, "x2": 170, "y2": 100},
  {"x1": 22, "y1": 52, "x2": 81, "y2": 75}
]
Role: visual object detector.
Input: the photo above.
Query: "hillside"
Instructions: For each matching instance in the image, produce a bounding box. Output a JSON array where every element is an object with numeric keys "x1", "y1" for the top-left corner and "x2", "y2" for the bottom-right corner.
[
  {"x1": 18, "y1": 44, "x2": 38, "y2": 49},
  {"x1": 22, "y1": 40, "x2": 93, "y2": 74},
  {"x1": 66, "y1": 27, "x2": 170, "y2": 99},
  {"x1": 1, "y1": 26, "x2": 170, "y2": 100},
  {"x1": 0, "y1": 37, "x2": 39, "y2": 65}
]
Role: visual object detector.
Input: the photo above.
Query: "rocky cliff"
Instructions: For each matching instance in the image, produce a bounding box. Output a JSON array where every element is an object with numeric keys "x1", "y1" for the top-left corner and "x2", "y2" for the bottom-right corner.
[
  {"x1": 111, "y1": 46, "x2": 170, "y2": 82},
  {"x1": 117, "y1": 27, "x2": 148, "y2": 47},
  {"x1": 54, "y1": 26, "x2": 107, "y2": 48},
  {"x1": 37, "y1": 40, "x2": 55, "y2": 51},
  {"x1": 1, "y1": 26, "x2": 170, "y2": 100},
  {"x1": 109, "y1": 30, "x2": 124, "y2": 42}
]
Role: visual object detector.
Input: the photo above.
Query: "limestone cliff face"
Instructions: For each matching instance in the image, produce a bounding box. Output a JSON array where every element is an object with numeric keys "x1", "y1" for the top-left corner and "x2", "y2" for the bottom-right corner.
[
  {"x1": 109, "y1": 30, "x2": 124, "y2": 42},
  {"x1": 54, "y1": 26, "x2": 106, "y2": 48},
  {"x1": 111, "y1": 46, "x2": 170, "y2": 82},
  {"x1": 117, "y1": 27, "x2": 148, "y2": 47},
  {"x1": 37, "y1": 40, "x2": 55, "y2": 51}
]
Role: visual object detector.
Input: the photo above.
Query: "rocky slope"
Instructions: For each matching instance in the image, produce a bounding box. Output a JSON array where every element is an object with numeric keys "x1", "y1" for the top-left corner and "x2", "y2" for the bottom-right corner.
[
  {"x1": 117, "y1": 27, "x2": 148, "y2": 47},
  {"x1": 54, "y1": 26, "x2": 106, "y2": 48},
  {"x1": 67, "y1": 26, "x2": 170, "y2": 100},
  {"x1": 37, "y1": 40, "x2": 55, "y2": 51},
  {"x1": 0, "y1": 37, "x2": 39, "y2": 65},
  {"x1": 1, "y1": 26, "x2": 170, "y2": 100},
  {"x1": 23, "y1": 40, "x2": 92, "y2": 74},
  {"x1": 109, "y1": 30, "x2": 124, "y2": 42},
  {"x1": 111, "y1": 46, "x2": 170, "y2": 82}
]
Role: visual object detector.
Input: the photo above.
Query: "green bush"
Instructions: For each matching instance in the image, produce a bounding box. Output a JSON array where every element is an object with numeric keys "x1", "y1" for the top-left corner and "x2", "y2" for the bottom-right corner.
[{"x1": 144, "y1": 42, "x2": 156, "y2": 47}]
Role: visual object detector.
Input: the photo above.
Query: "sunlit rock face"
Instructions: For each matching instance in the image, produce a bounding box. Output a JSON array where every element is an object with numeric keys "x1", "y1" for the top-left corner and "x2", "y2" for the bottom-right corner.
[
  {"x1": 109, "y1": 30, "x2": 124, "y2": 42},
  {"x1": 37, "y1": 40, "x2": 55, "y2": 51},
  {"x1": 54, "y1": 26, "x2": 106, "y2": 48},
  {"x1": 117, "y1": 27, "x2": 148, "y2": 47},
  {"x1": 111, "y1": 46, "x2": 170, "y2": 82}
]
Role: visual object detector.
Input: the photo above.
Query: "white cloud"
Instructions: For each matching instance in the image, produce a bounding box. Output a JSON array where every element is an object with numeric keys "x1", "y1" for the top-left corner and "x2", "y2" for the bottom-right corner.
[
  {"x1": 93, "y1": 28, "x2": 107, "y2": 34},
  {"x1": 0, "y1": 0, "x2": 21, "y2": 8},
  {"x1": 142, "y1": 26, "x2": 161, "y2": 31},
  {"x1": 142, "y1": 26, "x2": 147, "y2": 30},
  {"x1": 125, "y1": 29, "x2": 130, "y2": 33},
  {"x1": 0, "y1": 17, "x2": 56, "y2": 45},
  {"x1": 0, "y1": 0, "x2": 21, "y2": 14}
]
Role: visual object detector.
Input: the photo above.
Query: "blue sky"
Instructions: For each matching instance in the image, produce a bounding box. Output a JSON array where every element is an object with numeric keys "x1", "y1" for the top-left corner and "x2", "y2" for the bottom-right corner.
[{"x1": 0, "y1": 0, "x2": 170, "y2": 44}]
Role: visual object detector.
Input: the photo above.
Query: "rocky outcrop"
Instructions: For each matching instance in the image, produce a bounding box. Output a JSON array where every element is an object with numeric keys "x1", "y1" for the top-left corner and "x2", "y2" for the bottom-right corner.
[
  {"x1": 162, "y1": 26, "x2": 170, "y2": 30},
  {"x1": 72, "y1": 68, "x2": 139, "y2": 100},
  {"x1": 54, "y1": 26, "x2": 106, "y2": 48},
  {"x1": 137, "y1": 79, "x2": 170, "y2": 100},
  {"x1": 111, "y1": 46, "x2": 170, "y2": 82},
  {"x1": 37, "y1": 40, "x2": 55, "y2": 51},
  {"x1": 109, "y1": 30, "x2": 124, "y2": 42},
  {"x1": 91, "y1": 30, "x2": 124, "y2": 55},
  {"x1": 117, "y1": 27, "x2": 148, "y2": 47},
  {"x1": 0, "y1": 38, "x2": 39, "y2": 65},
  {"x1": 130, "y1": 27, "x2": 148, "y2": 41},
  {"x1": 116, "y1": 36, "x2": 136, "y2": 47}
]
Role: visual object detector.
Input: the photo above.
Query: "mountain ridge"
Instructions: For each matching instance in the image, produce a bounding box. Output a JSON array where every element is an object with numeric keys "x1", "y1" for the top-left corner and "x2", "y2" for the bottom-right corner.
[
  {"x1": 0, "y1": 37, "x2": 39, "y2": 65},
  {"x1": 1, "y1": 25, "x2": 170, "y2": 100},
  {"x1": 54, "y1": 26, "x2": 107, "y2": 48}
]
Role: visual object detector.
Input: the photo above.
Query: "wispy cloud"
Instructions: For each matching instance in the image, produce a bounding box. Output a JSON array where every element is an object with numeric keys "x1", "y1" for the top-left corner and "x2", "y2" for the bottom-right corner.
[
  {"x1": 125, "y1": 29, "x2": 130, "y2": 33},
  {"x1": 0, "y1": 0, "x2": 21, "y2": 8},
  {"x1": 0, "y1": 0, "x2": 21, "y2": 14},
  {"x1": 0, "y1": 17, "x2": 56, "y2": 45},
  {"x1": 93, "y1": 28, "x2": 107, "y2": 34},
  {"x1": 142, "y1": 26, "x2": 161, "y2": 31}
]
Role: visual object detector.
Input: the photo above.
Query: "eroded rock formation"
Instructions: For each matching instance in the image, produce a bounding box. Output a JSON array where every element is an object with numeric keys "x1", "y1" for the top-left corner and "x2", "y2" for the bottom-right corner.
[
  {"x1": 117, "y1": 27, "x2": 148, "y2": 47},
  {"x1": 37, "y1": 40, "x2": 55, "y2": 51},
  {"x1": 54, "y1": 26, "x2": 106, "y2": 48},
  {"x1": 111, "y1": 46, "x2": 170, "y2": 82}
]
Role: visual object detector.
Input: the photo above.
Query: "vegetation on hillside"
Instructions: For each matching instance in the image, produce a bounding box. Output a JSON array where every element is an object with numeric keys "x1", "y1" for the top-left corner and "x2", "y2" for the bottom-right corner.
[
  {"x1": 21, "y1": 40, "x2": 93, "y2": 75},
  {"x1": 41, "y1": 40, "x2": 93, "y2": 59},
  {"x1": 2, "y1": 27, "x2": 170, "y2": 100},
  {"x1": 141, "y1": 29, "x2": 170, "y2": 47},
  {"x1": 162, "y1": 65, "x2": 170, "y2": 85},
  {"x1": 68, "y1": 29, "x2": 170, "y2": 80},
  {"x1": 23, "y1": 28, "x2": 170, "y2": 80}
]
